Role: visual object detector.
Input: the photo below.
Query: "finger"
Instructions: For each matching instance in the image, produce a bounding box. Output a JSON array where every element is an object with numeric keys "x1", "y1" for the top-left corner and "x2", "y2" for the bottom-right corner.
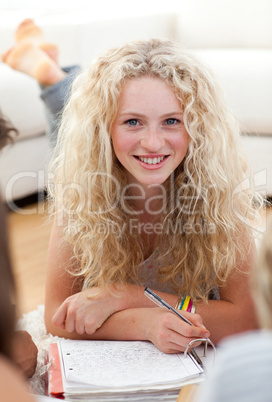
[
  {"x1": 84, "y1": 316, "x2": 102, "y2": 335},
  {"x1": 167, "y1": 328, "x2": 204, "y2": 351},
  {"x1": 154, "y1": 323, "x2": 194, "y2": 352},
  {"x1": 65, "y1": 317, "x2": 75, "y2": 333},
  {"x1": 158, "y1": 337, "x2": 202, "y2": 354},
  {"x1": 182, "y1": 312, "x2": 210, "y2": 337},
  {"x1": 52, "y1": 303, "x2": 68, "y2": 328},
  {"x1": 74, "y1": 309, "x2": 92, "y2": 335},
  {"x1": 184, "y1": 324, "x2": 210, "y2": 339},
  {"x1": 65, "y1": 310, "x2": 76, "y2": 333},
  {"x1": 169, "y1": 332, "x2": 205, "y2": 353},
  {"x1": 182, "y1": 325, "x2": 210, "y2": 339},
  {"x1": 167, "y1": 314, "x2": 210, "y2": 339},
  {"x1": 75, "y1": 320, "x2": 85, "y2": 335},
  {"x1": 183, "y1": 340, "x2": 204, "y2": 354},
  {"x1": 180, "y1": 311, "x2": 204, "y2": 327},
  {"x1": 159, "y1": 345, "x2": 184, "y2": 354}
]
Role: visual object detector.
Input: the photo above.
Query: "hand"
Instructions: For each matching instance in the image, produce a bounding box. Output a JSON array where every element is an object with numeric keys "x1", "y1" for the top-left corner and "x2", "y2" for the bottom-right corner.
[
  {"x1": 145, "y1": 308, "x2": 210, "y2": 354},
  {"x1": 52, "y1": 287, "x2": 123, "y2": 335},
  {"x1": 12, "y1": 330, "x2": 38, "y2": 378}
]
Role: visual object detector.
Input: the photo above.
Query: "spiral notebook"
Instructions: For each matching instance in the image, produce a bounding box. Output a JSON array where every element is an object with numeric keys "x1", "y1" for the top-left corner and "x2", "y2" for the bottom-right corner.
[{"x1": 48, "y1": 339, "x2": 205, "y2": 400}]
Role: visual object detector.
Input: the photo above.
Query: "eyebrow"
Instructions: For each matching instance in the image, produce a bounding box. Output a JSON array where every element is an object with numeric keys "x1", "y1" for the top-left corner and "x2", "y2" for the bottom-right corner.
[{"x1": 118, "y1": 111, "x2": 183, "y2": 118}]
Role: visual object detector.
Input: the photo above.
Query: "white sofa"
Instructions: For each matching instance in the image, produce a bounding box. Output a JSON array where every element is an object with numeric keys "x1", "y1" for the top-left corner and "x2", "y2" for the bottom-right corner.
[{"x1": 0, "y1": 2, "x2": 271, "y2": 203}]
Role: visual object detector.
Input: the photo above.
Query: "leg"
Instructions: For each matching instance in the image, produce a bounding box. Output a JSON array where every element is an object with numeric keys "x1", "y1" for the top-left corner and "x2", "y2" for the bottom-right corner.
[
  {"x1": 2, "y1": 19, "x2": 81, "y2": 148},
  {"x1": 2, "y1": 43, "x2": 66, "y2": 87},
  {"x1": 2, "y1": 18, "x2": 65, "y2": 86},
  {"x1": 41, "y1": 65, "x2": 81, "y2": 148},
  {"x1": 15, "y1": 18, "x2": 59, "y2": 63}
]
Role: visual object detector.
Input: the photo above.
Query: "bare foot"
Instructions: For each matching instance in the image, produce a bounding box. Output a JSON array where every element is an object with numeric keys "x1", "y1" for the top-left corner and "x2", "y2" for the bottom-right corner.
[
  {"x1": 15, "y1": 18, "x2": 45, "y2": 45},
  {"x1": 2, "y1": 42, "x2": 65, "y2": 86},
  {"x1": 15, "y1": 18, "x2": 59, "y2": 63},
  {"x1": 39, "y1": 43, "x2": 59, "y2": 64}
]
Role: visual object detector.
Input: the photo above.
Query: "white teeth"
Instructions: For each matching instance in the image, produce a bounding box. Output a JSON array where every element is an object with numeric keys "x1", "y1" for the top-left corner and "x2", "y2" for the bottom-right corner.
[{"x1": 138, "y1": 156, "x2": 165, "y2": 165}]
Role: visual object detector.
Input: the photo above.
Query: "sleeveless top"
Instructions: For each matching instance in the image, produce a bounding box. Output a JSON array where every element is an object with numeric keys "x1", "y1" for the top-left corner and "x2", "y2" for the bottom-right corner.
[{"x1": 137, "y1": 249, "x2": 220, "y2": 299}]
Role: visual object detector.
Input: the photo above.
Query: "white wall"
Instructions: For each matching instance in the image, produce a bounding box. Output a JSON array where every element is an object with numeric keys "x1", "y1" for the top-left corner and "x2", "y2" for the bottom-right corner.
[
  {"x1": 1, "y1": 0, "x2": 271, "y2": 27},
  {"x1": 0, "y1": 0, "x2": 181, "y2": 21}
]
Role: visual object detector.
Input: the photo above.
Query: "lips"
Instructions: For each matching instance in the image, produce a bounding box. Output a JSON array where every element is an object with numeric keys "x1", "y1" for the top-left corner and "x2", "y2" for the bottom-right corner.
[
  {"x1": 138, "y1": 155, "x2": 166, "y2": 165},
  {"x1": 134, "y1": 155, "x2": 169, "y2": 168}
]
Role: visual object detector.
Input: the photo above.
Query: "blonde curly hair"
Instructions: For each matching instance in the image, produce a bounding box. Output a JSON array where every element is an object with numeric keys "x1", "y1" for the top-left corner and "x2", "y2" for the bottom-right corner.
[{"x1": 49, "y1": 38, "x2": 262, "y2": 301}]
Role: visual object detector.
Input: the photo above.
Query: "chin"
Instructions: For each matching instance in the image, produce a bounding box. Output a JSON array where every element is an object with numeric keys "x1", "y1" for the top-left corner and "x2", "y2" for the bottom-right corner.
[{"x1": 137, "y1": 177, "x2": 168, "y2": 187}]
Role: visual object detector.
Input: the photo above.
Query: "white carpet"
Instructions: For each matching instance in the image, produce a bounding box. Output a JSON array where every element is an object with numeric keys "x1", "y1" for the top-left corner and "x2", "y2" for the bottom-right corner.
[{"x1": 17, "y1": 305, "x2": 62, "y2": 396}]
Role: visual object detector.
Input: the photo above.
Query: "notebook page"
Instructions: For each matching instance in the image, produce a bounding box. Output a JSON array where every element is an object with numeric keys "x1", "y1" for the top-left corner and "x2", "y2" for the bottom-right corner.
[{"x1": 59, "y1": 339, "x2": 203, "y2": 389}]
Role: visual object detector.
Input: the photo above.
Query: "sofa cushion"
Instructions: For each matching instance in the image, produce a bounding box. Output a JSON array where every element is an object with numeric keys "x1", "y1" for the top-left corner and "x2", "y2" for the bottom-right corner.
[
  {"x1": 0, "y1": 134, "x2": 50, "y2": 202},
  {"x1": 76, "y1": 13, "x2": 176, "y2": 68},
  {"x1": 192, "y1": 49, "x2": 272, "y2": 135},
  {"x1": 0, "y1": 64, "x2": 47, "y2": 141},
  {"x1": 176, "y1": 0, "x2": 272, "y2": 48}
]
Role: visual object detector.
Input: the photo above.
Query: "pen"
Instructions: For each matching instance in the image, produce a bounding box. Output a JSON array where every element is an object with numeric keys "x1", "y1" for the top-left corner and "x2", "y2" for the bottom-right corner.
[
  {"x1": 144, "y1": 287, "x2": 216, "y2": 366},
  {"x1": 144, "y1": 287, "x2": 213, "y2": 347},
  {"x1": 144, "y1": 287, "x2": 194, "y2": 326}
]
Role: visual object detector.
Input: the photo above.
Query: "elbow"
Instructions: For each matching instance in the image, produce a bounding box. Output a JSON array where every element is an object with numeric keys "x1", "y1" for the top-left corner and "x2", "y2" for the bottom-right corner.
[
  {"x1": 44, "y1": 313, "x2": 70, "y2": 338},
  {"x1": 44, "y1": 309, "x2": 56, "y2": 336},
  {"x1": 242, "y1": 314, "x2": 260, "y2": 332},
  {"x1": 234, "y1": 305, "x2": 260, "y2": 335},
  {"x1": 44, "y1": 306, "x2": 83, "y2": 340},
  {"x1": 44, "y1": 306, "x2": 63, "y2": 337}
]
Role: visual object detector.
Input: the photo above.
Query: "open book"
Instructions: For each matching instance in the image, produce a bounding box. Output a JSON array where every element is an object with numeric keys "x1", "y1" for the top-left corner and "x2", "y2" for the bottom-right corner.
[{"x1": 48, "y1": 339, "x2": 205, "y2": 400}]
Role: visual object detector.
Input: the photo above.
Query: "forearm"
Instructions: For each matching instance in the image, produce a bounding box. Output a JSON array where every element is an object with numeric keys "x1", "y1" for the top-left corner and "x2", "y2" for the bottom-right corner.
[
  {"x1": 46, "y1": 307, "x2": 150, "y2": 341},
  {"x1": 123, "y1": 287, "x2": 259, "y2": 345},
  {"x1": 118, "y1": 287, "x2": 259, "y2": 345},
  {"x1": 12, "y1": 331, "x2": 38, "y2": 378},
  {"x1": 47, "y1": 281, "x2": 258, "y2": 345},
  {"x1": 46, "y1": 305, "x2": 209, "y2": 355},
  {"x1": 45, "y1": 282, "x2": 179, "y2": 339},
  {"x1": 105, "y1": 283, "x2": 179, "y2": 311},
  {"x1": 93, "y1": 294, "x2": 258, "y2": 345},
  {"x1": 196, "y1": 299, "x2": 259, "y2": 344},
  {"x1": 46, "y1": 278, "x2": 210, "y2": 354}
]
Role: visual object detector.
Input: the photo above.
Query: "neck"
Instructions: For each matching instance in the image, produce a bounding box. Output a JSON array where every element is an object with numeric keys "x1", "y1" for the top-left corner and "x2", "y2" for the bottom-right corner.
[{"x1": 131, "y1": 184, "x2": 166, "y2": 216}]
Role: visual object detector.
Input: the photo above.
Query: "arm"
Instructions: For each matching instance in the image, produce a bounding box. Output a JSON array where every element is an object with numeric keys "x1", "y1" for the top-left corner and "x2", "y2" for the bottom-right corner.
[
  {"x1": 46, "y1": 220, "x2": 257, "y2": 348},
  {"x1": 40, "y1": 65, "x2": 81, "y2": 148},
  {"x1": 196, "y1": 237, "x2": 259, "y2": 344},
  {"x1": 45, "y1": 219, "x2": 209, "y2": 353},
  {"x1": 0, "y1": 356, "x2": 35, "y2": 402},
  {"x1": 12, "y1": 331, "x2": 38, "y2": 378}
]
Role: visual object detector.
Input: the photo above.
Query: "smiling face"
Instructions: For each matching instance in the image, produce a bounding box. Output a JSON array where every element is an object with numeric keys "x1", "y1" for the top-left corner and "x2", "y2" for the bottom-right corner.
[{"x1": 111, "y1": 76, "x2": 189, "y2": 190}]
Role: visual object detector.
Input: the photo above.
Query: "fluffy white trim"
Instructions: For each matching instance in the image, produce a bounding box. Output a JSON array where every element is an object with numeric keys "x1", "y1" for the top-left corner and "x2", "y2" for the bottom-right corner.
[{"x1": 16, "y1": 305, "x2": 62, "y2": 395}]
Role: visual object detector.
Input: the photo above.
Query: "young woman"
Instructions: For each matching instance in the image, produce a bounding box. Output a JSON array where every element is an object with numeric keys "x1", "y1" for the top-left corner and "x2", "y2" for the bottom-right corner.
[{"x1": 44, "y1": 38, "x2": 261, "y2": 353}]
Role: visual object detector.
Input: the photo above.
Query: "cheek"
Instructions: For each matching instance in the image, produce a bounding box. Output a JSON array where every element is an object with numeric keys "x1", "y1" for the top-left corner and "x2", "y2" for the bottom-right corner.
[
  {"x1": 111, "y1": 132, "x2": 136, "y2": 158},
  {"x1": 111, "y1": 127, "x2": 121, "y2": 157},
  {"x1": 111, "y1": 135, "x2": 126, "y2": 158},
  {"x1": 176, "y1": 132, "x2": 190, "y2": 155}
]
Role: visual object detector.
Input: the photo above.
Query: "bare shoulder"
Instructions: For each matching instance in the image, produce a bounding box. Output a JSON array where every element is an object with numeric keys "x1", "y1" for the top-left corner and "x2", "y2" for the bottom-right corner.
[
  {"x1": 45, "y1": 217, "x2": 82, "y2": 331},
  {"x1": 46, "y1": 217, "x2": 80, "y2": 288}
]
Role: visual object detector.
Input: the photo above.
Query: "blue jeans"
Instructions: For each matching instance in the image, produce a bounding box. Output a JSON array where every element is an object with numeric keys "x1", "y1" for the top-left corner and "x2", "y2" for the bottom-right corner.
[{"x1": 40, "y1": 65, "x2": 81, "y2": 148}]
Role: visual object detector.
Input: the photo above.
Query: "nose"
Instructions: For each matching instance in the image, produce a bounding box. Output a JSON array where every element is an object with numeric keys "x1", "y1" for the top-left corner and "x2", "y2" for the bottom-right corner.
[{"x1": 140, "y1": 126, "x2": 165, "y2": 152}]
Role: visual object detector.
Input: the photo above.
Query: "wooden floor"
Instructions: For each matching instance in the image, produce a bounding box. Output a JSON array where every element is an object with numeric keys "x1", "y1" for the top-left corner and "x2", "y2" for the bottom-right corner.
[
  {"x1": 8, "y1": 202, "x2": 52, "y2": 316},
  {"x1": 7, "y1": 200, "x2": 272, "y2": 318}
]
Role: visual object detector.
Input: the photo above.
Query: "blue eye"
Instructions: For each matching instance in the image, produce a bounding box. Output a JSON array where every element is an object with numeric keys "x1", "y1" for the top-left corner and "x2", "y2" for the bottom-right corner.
[
  {"x1": 165, "y1": 118, "x2": 179, "y2": 125},
  {"x1": 125, "y1": 119, "x2": 139, "y2": 126}
]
